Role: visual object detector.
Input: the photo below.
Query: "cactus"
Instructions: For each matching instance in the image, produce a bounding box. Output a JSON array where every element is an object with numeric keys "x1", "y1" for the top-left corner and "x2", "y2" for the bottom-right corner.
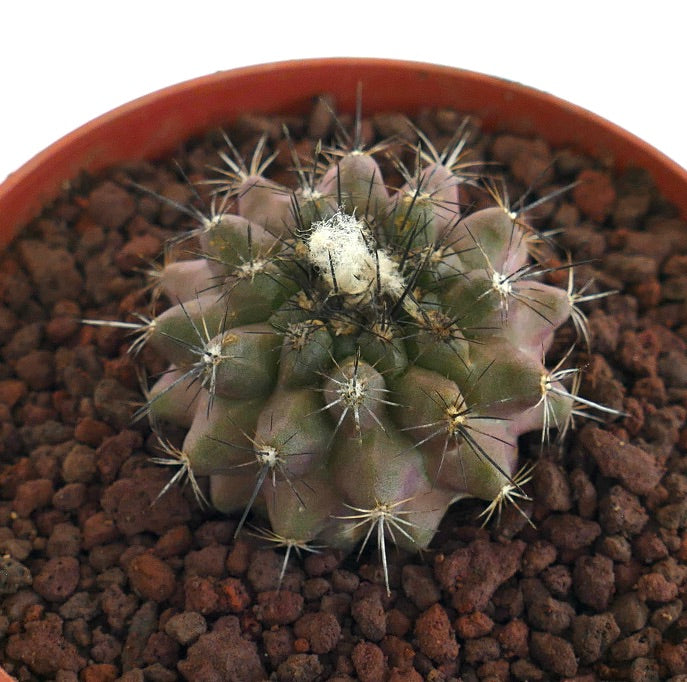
[{"x1": 87, "y1": 110, "x2": 617, "y2": 592}]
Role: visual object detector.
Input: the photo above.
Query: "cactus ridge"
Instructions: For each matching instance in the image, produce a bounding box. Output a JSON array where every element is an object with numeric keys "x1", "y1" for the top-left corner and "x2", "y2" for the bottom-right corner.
[{"x1": 87, "y1": 104, "x2": 620, "y2": 591}]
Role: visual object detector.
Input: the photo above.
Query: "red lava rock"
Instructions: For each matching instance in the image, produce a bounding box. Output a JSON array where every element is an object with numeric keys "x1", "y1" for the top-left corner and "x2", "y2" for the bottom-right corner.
[
  {"x1": 262, "y1": 626, "x2": 294, "y2": 668},
  {"x1": 154, "y1": 524, "x2": 193, "y2": 558},
  {"x1": 351, "y1": 641, "x2": 387, "y2": 682},
  {"x1": 401, "y1": 564, "x2": 440, "y2": 610},
  {"x1": 101, "y1": 474, "x2": 191, "y2": 536},
  {"x1": 573, "y1": 169, "x2": 616, "y2": 222},
  {"x1": 533, "y1": 460, "x2": 572, "y2": 512},
  {"x1": 217, "y1": 576, "x2": 251, "y2": 613},
  {"x1": 184, "y1": 544, "x2": 228, "y2": 578},
  {"x1": 540, "y1": 513, "x2": 601, "y2": 551},
  {"x1": 14, "y1": 350, "x2": 55, "y2": 390},
  {"x1": 95, "y1": 429, "x2": 143, "y2": 484},
  {"x1": 224, "y1": 538, "x2": 252, "y2": 576},
  {"x1": 636, "y1": 571, "x2": 679, "y2": 602},
  {"x1": 650, "y1": 599, "x2": 683, "y2": 632},
  {"x1": 61, "y1": 443, "x2": 97, "y2": 484},
  {"x1": 491, "y1": 135, "x2": 554, "y2": 187},
  {"x1": 293, "y1": 611, "x2": 341, "y2": 654},
  {"x1": 0, "y1": 378, "x2": 27, "y2": 407},
  {"x1": 618, "y1": 328, "x2": 661, "y2": 376},
  {"x1": 573, "y1": 554, "x2": 615, "y2": 611},
  {"x1": 380, "y1": 634, "x2": 416, "y2": 671},
  {"x1": 74, "y1": 417, "x2": 114, "y2": 446},
  {"x1": 13, "y1": 477, "x2": 54, "y2": 517},
  {"x1": 463, "y1": 636, "x2": 500, "y2": 665},
  {"x1": 511, "y1": 658, "x2": 546, "y2": 680},
  {"x1": 46, "y1": 522, "x2": 81, "y2": 557},
  {"x1": 633, "y1": 531, "x2": 669, "y2": 563},
  {"x1": 82, "y1": 510, "x2": 120, "y2": 549},
  {"x1": 127, "y1": 553, "x2": 176, "y2": 602},
  {"x1": 81, "y1": 663, "x2": 119, "y2": 681},
  {"x1": 178, "y1": 615, "x2": 266, "y2": 682},
  {"x1": 609, "y1": 626, "x2": 660, "y2": 661},
  {"x1": 255, "y1": 590, "x2": 304, "y2": 626},
  {"x1": 541, "y1": 564, "x2": 573, "y2": 598},
  {"x1": 114, "y1": 234, "x2": 163, "y2": 271},
  {"x1": 303, "y1": 576, "x2": 331, "y2": 601},
  {"x1": 578, "y1": 425, "x2": 664, "y2": 495},
  {"x1": 386, "y1": 608, "x2": 411, "y2": 638},
  {"x1": 521, "y1": 540, "x2": 557, "y2": 577},
  {"x1": 184, "y1": 575, "x2": 219, "y2": 615},
  {"x1": 195, "y1": 519, "x2": 235, "y2": 547},
  {"x1": 164, "y1": 611, "x2": 207, "y2": 646},
  {"x1": 5, "y1": 612, "x2": 86, "y2": 676},
  {"x1": 141, "y1": 630, "x2": 178, "y2": 667},
  {"x1": 17, "y1": 241, "x2": 84, "y2": 306},
  {"x1": 454, "y1": 610, "x2": 494, "y2": 639},
  {"x1": 414, "y1": 603, "x2": 459, "y2": 664},
  {"x1": 571, "y1": 613, "x2": 621, "y2": 664},
  {"x1": 303, "y1": 548, "x2": 342, "y2": 577},
  {"x1": 388, "y1": 666, "x2": 423, "y2": 682},
  {"x1": 434, "y1": 539, "x2": 525, "y2": 613},
  {"x1": 87, "y1": 181, "x2": 137, "y2": 230},
  {"x1": 527, "y1": 595, "x2": 575, "y2": 634},
  {"x1": 247, "y1": 549, "x2": 295, "y2": 593},
  {"x1": 605, "y1": 253, "x2": 659, "y2": 285},
  {"x1": 657, "y1": 640, "x2": 687, "y2": 676},
  {"x1": 530, "y1": 630, "x2": 578, "y2": 677},
  {"x1": 599, "y1": 485, "x2": 648, "y2": 535},
  {"x1": 351, "y1": 589, "x2": 387, "y2": 641},
  {"x1": 277, "y1": 653, "x2": 324, "y2": 681},
  {"x1": 32, "y1": 556, "x2": 80, "y2": 602},
  {"x1": 495, "y1": 619, "x2": 529, "y2": 659}
]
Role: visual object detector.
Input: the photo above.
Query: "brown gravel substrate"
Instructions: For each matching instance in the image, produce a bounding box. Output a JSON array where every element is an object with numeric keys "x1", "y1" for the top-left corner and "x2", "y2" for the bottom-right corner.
[{"x1": 1, "y1": 98, "x2": 687, "y2": 682}]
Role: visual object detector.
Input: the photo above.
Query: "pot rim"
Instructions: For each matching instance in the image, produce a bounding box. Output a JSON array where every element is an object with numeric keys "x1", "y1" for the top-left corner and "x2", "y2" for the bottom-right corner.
[{"x1": 1, "y1": 57, "x2": 686, "y2": 249}]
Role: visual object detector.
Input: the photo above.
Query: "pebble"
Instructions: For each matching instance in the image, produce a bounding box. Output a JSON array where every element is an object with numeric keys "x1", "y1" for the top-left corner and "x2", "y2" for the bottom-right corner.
[
  {"x1": 13, "y1": 478, "x2": 54, "y2": 517},
  {"x1": 636, "y1": 572, "x2": 679, "y2": 603},
  {"x1": 571, "y1": 613, "x2": 621, "y2": 664},
  {"x1": 87, "y1": 181, "x2": 136, "y2": 230},
  {"x1": 293, "y1": 612, "x2": 341, "y2": 654},
  {"x1": 573, "y1": 554, "x2": 615, "y2": 611},
  {"x1": 540, "y1": 513, "x2": 601, "y2": 551},
  {"x1": 573, "y1": 169, "x2": 616, "y2": 222},
  {"x1": 351, "y1": 589, "x2": 387, "y2": 641},
  {"x1": 530, "y1": 630, "x2": 578, "y2": 677},
  {"x1": 414, "y1": 603, "x2": 459, "y2": 664},
  {"x1": 401, "y1": 564, "x2": 440, "y2": 610},
  {"x1": 599, "y1": 485, "x2": 649, "y2": 535},
  {"x1": 126, "y1": 553, "x2": 176, "y2": 602},
  {"x1": 579, "y1": 425, "x2": 664, "y2": 495},
  {"x1": 255, "y1": 590, "x2": 304, "y2": 626},
  {"x1": 351, "y1": 641, "x2": 387, "y2": 682}
]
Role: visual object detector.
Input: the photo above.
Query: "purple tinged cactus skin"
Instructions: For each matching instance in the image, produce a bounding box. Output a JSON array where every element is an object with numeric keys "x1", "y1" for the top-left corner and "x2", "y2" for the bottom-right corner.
[{"x1": 102, "y1": 114, "x2": 619, "y2": 593}]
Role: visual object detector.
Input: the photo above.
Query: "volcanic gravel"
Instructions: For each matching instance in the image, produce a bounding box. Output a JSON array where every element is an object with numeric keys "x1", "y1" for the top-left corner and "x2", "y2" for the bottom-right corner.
[{"x1": 1, "y1": 97, "x2": 687, "y2": 681}]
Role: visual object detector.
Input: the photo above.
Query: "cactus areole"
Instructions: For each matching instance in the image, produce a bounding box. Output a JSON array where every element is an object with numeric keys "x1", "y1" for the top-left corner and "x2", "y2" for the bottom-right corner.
[{"x1": 91, "y1": 114, "x2": 614, "y2": 592}]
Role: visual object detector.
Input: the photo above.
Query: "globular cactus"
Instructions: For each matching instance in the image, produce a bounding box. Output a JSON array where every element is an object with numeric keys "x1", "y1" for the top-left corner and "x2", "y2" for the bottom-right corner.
[{"x1": 90, "y1": 114, "x2": 615, "y2": 592}]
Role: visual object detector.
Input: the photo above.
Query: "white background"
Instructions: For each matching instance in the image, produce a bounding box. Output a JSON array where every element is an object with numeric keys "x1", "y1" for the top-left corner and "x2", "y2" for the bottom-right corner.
[{"x1": 1, "y1": 2, "x2": 683, "y2": 184}]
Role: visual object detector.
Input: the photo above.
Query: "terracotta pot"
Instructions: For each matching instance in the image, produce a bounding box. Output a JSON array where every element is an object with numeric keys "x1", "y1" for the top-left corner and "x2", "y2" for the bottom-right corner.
[
  {"x1": 0, "y1": 666, "x2": 17, "y2": 681},
  {"x1": 0, "y1": 58, "x2": 685, "y2": 681},
  {"x1": 1, "y1": 58, "x2": 686, "y2": 249}
]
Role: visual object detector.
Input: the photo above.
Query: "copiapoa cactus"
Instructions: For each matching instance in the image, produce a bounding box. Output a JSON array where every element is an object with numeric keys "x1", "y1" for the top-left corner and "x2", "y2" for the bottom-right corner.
[{"x1": 87, "y1": 105, "x2": 617, "y2": 592}]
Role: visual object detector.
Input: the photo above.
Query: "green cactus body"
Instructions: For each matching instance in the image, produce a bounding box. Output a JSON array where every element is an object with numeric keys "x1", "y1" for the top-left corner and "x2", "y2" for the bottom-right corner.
[{"x1": 115, "y1": 116, "x2": 614, "y2": 593}]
